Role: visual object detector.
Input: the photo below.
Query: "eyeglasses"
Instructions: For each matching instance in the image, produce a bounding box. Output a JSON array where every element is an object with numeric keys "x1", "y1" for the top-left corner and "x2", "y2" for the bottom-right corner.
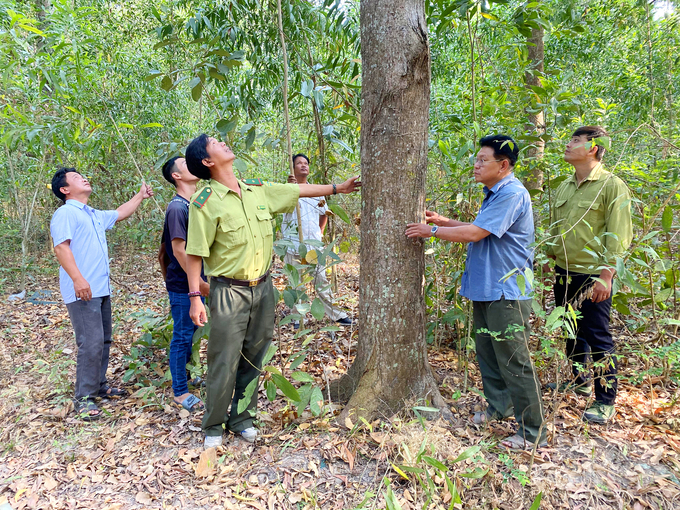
[{"x1": 474, "y1": 158, "x2": 503, "y2": 166}]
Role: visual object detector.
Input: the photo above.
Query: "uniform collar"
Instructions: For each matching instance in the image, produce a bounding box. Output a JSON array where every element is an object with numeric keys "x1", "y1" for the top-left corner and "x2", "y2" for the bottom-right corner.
[
  {"x1": 483, "y1": 172, "x2": 515, "y2": 196},
  {"x1": 208, "y1": 179, "x2": 253, "y2": 200},
  {"x1": 65, "y1": 199, "x2": 87, "y2": 210},
  {"x1": 568, "y1": 162, "x2": 606, "y2": 187}
]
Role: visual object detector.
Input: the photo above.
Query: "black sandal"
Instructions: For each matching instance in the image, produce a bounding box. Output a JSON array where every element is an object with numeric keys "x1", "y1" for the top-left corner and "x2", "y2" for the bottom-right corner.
[
  {"x1": 98, "y1": 385, "x2": 128, "y2": 398},
  {"x1": 74, "y1": 398, "x2": 102, "y2": 421}
]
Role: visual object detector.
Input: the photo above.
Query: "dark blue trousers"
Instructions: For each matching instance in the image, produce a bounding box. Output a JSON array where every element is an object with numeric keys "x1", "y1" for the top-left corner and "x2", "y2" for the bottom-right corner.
[{"x1": 553, "y1": 266, "x2": 618, "y2": 405}]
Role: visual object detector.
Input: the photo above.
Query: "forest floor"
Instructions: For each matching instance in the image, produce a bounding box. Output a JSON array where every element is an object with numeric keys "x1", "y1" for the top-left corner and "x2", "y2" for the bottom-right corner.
[{"x1": 1, "y1": 253, "x2": 680, "y2": 510}]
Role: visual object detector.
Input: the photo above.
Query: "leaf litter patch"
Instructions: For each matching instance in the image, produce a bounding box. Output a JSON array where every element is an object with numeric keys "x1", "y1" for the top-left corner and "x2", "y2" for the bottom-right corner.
[{"x1": 0, "y1": 253, "x2": 678, "y2": 508}]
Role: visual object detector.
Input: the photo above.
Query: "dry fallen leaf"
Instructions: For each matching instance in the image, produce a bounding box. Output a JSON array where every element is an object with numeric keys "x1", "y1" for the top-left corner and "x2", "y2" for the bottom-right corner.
[
  {"x1": 196, "y1": 447, "x2": 217, "y2": 478},
  {"x1": 135, "y1": 491, "x2": 153, "y2": 505}
]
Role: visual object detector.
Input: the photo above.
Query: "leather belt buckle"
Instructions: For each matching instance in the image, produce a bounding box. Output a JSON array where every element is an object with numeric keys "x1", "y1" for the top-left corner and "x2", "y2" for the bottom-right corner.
[{"x1": 249, "y1": 280, "x2": 257, "y2": 287}]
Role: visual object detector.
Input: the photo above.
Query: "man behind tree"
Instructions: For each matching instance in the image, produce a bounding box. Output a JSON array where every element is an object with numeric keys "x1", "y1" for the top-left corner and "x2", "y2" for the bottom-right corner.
[
  {"x1": 283, "y1": 153, "x2": 353, "y2": 327},
  {"x1": 50, "y1": 168, "x2": 153, "y2": 420},
  {"x1": 182, "y1": 135, "x2": 361, "y2": 449},
  {"x1": 161, "y1": 156, "x2": 210, "y2": 412},
  {"x1": 406, "y1": 135, "x2": 546, "y2": 450},
  {"x1": 546, "y1": 126, "x2": 632, "y2": 424}
]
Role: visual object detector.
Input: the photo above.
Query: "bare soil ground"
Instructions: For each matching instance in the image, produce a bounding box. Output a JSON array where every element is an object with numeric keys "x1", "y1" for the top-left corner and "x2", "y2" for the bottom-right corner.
[{"x1": 1, "y1": 253, "x2": 679, "y2": 509}]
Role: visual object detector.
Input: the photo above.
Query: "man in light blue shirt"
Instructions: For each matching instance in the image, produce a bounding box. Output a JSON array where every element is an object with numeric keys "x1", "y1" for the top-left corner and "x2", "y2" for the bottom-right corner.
[
  {"x1": 406, "y1": 135, "x2": 545, "y2": 450},
  {"x1": 50, "y1": 167, "x2": 153, "y2": 420}
]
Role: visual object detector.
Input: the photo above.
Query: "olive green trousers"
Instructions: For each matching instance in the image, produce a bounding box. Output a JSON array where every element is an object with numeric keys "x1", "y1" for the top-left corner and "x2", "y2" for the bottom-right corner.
[
  {"x1": 202, "y1": 276, "x2": 274, "y2": 437},
  {"x1": 473, "y1": 298, "x2": 546, "y2": 444}
]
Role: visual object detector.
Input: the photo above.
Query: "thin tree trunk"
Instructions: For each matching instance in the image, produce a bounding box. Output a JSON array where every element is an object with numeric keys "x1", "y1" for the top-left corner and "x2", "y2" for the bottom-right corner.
[
  {"x1": 276, "y1": 0, "x2": 303, "y2": 247},
  {"x1": 332, "y1": 0, "x2": 452, "y2": 423},
  {"x1": 523, "y1": 22, "x2": 545, "y2": 190}
]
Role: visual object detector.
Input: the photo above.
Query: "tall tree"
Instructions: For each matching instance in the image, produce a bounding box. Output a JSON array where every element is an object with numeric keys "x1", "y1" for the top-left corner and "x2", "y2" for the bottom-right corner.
[
  {"x1": 523, "y1": 3, "x2": 546, "y2": 190},
  {"x1": 332, "y1": 0, "x2": 452, "y2": 423}
]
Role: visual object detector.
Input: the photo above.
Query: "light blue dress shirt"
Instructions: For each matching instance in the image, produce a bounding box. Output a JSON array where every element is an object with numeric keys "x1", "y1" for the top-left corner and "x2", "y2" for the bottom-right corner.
[
  {"x1": 459, "y1": 173, "x2": 534, "y2": 302},
  {"x1": 50, "y1": 200, "x2": 119, "y2": 304}
]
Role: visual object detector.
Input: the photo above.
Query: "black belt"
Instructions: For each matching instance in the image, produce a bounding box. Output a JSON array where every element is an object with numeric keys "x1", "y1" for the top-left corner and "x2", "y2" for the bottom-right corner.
[{"x1": 214, "y1": 271, "x2": 270, "y2": 287}]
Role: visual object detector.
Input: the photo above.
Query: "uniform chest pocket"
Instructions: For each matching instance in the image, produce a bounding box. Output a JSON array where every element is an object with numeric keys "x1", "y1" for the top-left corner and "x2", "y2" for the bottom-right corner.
[
  {"x1": 218, "y1": 217, "x2": 248, "y2": 248},
  {"x1": 256, "y1": 210, "x2": 274, "y2": 238},
  {"x1": 575, "y1": 199, "x2": 604, "y2": 228}
]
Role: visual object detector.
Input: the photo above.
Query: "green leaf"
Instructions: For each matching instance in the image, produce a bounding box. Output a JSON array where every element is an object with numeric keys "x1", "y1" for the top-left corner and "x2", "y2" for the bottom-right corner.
[
  {"x1": 262, "y1": 343, "x2": 278, "y2": 365},
  {"x1": 237, "y1": 376, "x2": 259, "y2": 414},
  {"x1": 216, "y1": 117, "x2": 238, "y2": 134},
  {"x1": 271, "y1": 373, "x2": 301, "y2": 402},
  {"x1": 311, "y1": 297, "x2": 325, "y2": 320},
  {"x1": 245, "y1": 127, "x2": 256, "y2": 150},
  {"x1": 328, "y1": 203, "x2": 351, "y2": 224},
  {"x1": 160, "y1": 75, "x2": 172, "y2": 91},
  {"x1": 422, "y1": 455, "x2": 447, "y2": 472},
  {"x1": 460, "y1": 467, "x2": 488, "y2": 479},
  {"x1": 529, "y1": 491, "x2": 543, "y2": 510},
  {"x1": 191, "y1": 80, "x2": 203, "y2": 101},
  {"x1": 517, "y1": 273, "x2": 526, "y2": 296},
  {"x1": 300, "y1": 79, "x2": 313, "y2": 97},
  {"x1": 451, "y1": 445, "x2": 480, "y2": 463},
  {"x1": 139, "y1": 123, "x2": 162, "y2": 128},
  {"x1": 291, "y1": 371, "x2": 315, "y2": 383},
  {"x1": 309, "y1": 386, "x2": 324, "y2": 416},
  {"x1": 662, "y1": 206, "x2": 673, "y2": 233},
  {"x1": 265, "y1": 379, "x2": 277, "y2": 401}
]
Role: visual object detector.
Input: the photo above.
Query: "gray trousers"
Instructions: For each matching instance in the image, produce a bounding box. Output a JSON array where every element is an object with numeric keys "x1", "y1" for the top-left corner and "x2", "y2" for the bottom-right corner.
[
  {"x1": 283, "y1": 251, "x2": 348, "y2": 321},
  {"x1": 473, "y1": 299, "x2": 546, "y2": 444},
  {"x1": 66, "y1": 296, "x2": 112, "y2": 400},
  {"x1": 203, "y1": 276, "x2": 275, "y2": 436}
]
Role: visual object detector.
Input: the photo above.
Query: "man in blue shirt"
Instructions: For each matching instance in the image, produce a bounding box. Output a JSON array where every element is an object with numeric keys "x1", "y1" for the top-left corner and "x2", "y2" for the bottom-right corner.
[
  {"x1": 161, "y1": 156, "x2": 209, "y2": 412},
  {"x1": 50, "y1": 168, "x2": 153, "y2": 420},
  {"x1": 406, "y1": 135, "x2": 546, "y2": 449}
]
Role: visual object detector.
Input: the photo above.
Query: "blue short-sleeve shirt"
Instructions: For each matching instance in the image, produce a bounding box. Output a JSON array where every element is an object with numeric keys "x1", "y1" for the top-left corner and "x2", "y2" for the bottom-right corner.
[
  {"x1": 459, "y1": 174, "x2": 534, "y2": 302},
  {"x1": 50, "y1": 200, "x2": 119, "y2": 304}
]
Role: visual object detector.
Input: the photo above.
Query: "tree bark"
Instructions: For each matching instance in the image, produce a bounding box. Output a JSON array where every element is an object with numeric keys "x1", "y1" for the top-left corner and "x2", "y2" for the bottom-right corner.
[
  {"x1": 523, "y1": 23, "x2": 545, "y2": 191},
  {"x1": 331, "y1": 0, "x2": 452, "y2": 423}
]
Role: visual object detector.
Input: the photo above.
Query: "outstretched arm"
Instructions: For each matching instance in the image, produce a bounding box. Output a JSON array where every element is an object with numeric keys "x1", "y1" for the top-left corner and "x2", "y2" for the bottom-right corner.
[
  {"x1": 116, "y1": 183, "x2": 154, "y2": 222},
  {"x1": 405, "y1": 223, "x2": 490, "y2": 243},
  {"x1": 299, "y1": 176, "x2": 361, "y2": 198},
  {"x1": 425, "y1": 209, "x2": 469, "y2": 228}
]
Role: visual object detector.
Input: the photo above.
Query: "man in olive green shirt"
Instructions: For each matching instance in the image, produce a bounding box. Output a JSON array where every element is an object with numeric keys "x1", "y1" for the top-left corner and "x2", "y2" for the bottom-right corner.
[
  {"x1": 546, "y1": 126, "x2": 632, "y2": 424},
  {"x1": 183, "y1": 134, "x2": 360, "y2": 448}
]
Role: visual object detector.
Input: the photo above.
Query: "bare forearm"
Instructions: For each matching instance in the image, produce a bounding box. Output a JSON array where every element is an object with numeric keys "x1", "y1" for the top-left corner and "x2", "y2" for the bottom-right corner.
[
  {"x1": 319, "y1": 215, "x2": 328, "y2": 234},
  {"x1": 171, "y1": 239, "x2": 189, "y2": 273},
  {"x1": 299, "y1": 184, "x2": 334, "y2": 198},
  {"x1": 436, "y1": 225, "x2": 489, "y2": 243},
  {"x1": 186, "y1": 255, "x2": 203, "y2": 293},
  {"x1": 599, "y1": 266, "x2": 615, "y2": 282},
  {"x1": 54, "y1": 244, "x2": 84, "y2": 282},
  {"x1": 116, "y1": 192, "x2": 144, "y2": 222}
]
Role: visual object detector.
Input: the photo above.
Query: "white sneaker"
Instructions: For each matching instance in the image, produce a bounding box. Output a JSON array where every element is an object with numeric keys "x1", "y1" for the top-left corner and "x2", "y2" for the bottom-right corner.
[
  {"x1": 240, "y1": 427, "x2": 258, "y2": 443},
  {"x1": 204, "y1": 434, "x2": 223, "y2": 449}
]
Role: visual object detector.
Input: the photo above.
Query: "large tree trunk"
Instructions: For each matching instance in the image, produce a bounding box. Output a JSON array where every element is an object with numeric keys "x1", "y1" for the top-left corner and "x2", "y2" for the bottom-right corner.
[
  {"x1": 331, "y1": 0, "x2": 452, "y2": 424},
  {"x1": 523, "y1": 22, "x2": 545, "y2": 191}
]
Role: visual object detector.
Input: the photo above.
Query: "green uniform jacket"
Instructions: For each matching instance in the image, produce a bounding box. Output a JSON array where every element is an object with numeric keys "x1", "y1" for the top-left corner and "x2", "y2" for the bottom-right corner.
[
  {"x1": 547, "y1": 163, "x2": 632, "y2": 274},
  {"x1": 186, "y1": 179, "x2": 299, "y2": 280}
]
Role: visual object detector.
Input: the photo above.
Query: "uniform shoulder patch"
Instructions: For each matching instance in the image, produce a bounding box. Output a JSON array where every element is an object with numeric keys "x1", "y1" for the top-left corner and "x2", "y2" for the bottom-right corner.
[
  {"x1": 242, "y1": 178, "x2": 263, "y2": 186},
  {"x1": 192, "y1": 187, "x2": 212, "y2": 208}
]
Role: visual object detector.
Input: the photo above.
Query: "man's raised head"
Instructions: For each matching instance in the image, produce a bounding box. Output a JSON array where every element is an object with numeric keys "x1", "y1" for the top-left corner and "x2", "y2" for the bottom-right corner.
[
  {"x1": 185, "y1": 134, "x2": 212, "y2": 180},
  {"x1": 478, "y1": 134, "x2": 519, "y2": 167},
  {"x1": 51, "y1": 167, "x2": 82, "y2": 202},
  {"x1": 162, "y1": 156, "x2": 181, "y2": 187},
  {"x1": 571, "y1": 126, "x2": 609, "y2": 161}
]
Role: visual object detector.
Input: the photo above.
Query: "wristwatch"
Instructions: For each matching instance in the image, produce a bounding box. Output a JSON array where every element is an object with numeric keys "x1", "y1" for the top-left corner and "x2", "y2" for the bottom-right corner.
[{"x1": 431, "y1": 225, "x2": 439, "y2": 237}]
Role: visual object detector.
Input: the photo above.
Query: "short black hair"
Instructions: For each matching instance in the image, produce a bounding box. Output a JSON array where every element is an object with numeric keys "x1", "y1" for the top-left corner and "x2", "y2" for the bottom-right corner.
[
  {"x1": 572, "y1": 125, "x2": 609, "y2": 161},
  {"x1": 479, "y1": 134, "x2": 519, "y2": 167},
  {"x1": 51, "y1": 167, "x2": 79, "y2": 202},
  {"x1": 162, "y1": 156, "x2": 180, "y2": 187},
  {"x1": 186, "y1": 134, "x2": 212, "y2": 180},
  {"x1": 293, "y1": 153, "x2": 309, "y2": 165}
]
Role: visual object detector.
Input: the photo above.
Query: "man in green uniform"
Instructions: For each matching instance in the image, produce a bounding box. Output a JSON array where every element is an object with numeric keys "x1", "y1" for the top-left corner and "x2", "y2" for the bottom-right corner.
[
  {"x1": 546, "y1": 126, "x2": 632, "y2": 424},
  {"x1": 183, "y1": 134, "x2": 360, "y2": 448}
]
